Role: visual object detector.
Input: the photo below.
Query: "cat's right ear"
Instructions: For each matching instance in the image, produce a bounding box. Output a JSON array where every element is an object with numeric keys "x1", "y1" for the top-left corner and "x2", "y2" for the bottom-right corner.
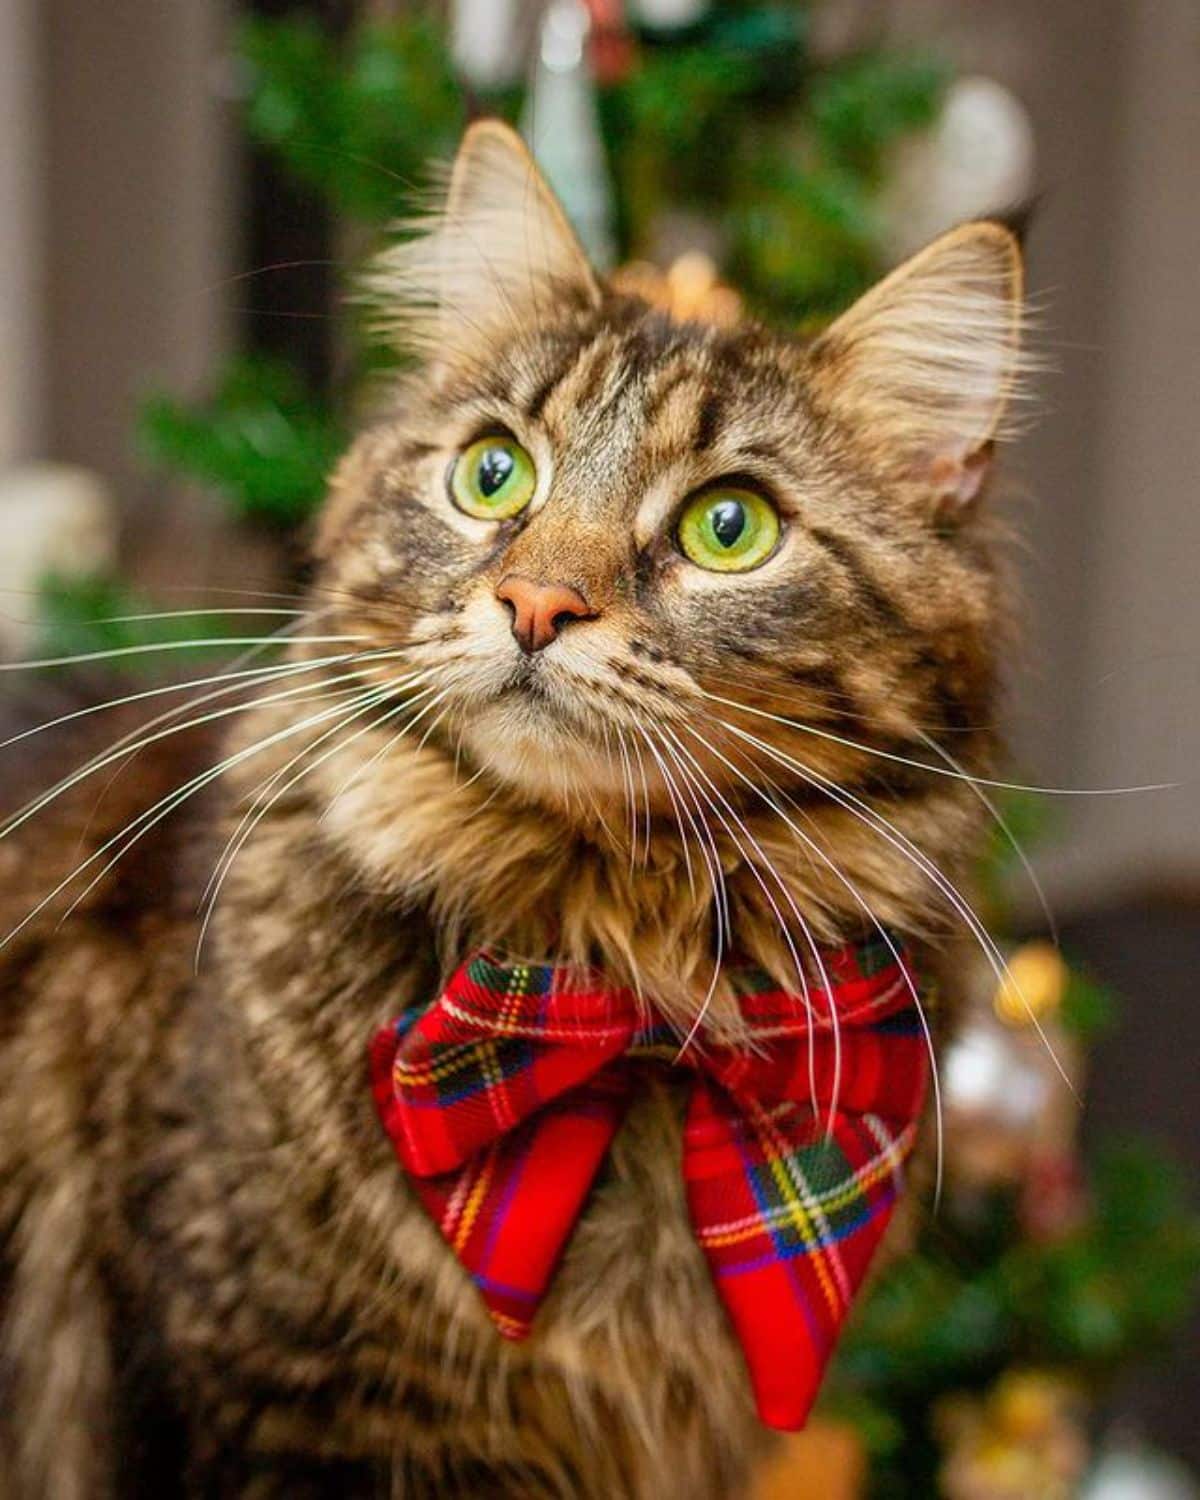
[
  {"x1": 806, "y1": 221, "x2": 1029, "y2": 514},
  {"x1": 369, "y1": 120, "x2": 600, "y2": 367}
]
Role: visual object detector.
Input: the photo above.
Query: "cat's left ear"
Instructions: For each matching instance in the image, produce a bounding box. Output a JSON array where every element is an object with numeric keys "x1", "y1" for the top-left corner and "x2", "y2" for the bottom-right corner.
[
  {"x1": 807, "y1": 221, "x2": 1028, "y2": 512},
  {"x1": 370, "y1": 120, "x2": 600, "y2": 368}
]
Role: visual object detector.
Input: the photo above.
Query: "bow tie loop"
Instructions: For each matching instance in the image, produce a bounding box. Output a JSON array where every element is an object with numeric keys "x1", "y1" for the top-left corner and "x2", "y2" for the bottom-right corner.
[{"x1": 370, "y1": 939, "x2": 928, "y2": 1431}]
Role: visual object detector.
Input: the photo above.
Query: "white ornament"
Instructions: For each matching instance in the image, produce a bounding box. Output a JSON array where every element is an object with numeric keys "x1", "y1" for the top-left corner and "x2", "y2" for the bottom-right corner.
[
  {"x1": 451, "y1": 0, "x2": 522, "y2": 90},
  {"x1": 879, "y1": 76, "x2": 1036, "y2": 260},
  {"x1": 1082, "y1": 1448, "x2": 1200, "y2": 1500},
  {"x1": 521, "y1": 0, "x2": 616, "y2": 269},
  {"x1": 628, "y1": 0, "x2": 709, "y2": 28},
  {"x1": 942, "y1": 1013, "x2": 1051, "y2": 1131},
  {"x1": 0, "y1": 463, "x2": 118, "y2": 656}
]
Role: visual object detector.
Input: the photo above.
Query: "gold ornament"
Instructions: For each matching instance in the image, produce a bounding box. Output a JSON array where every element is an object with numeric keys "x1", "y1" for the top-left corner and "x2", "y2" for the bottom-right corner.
[
  {"x1": 611, "y1": 251, "x2": 743, "y2": 328},
  {"x1": 993, "y1": 941, "x2": 1070, "y2": 1028},
  {"x1": 937, "y1": 1370, "x2": 1090, "y2": 1500}
]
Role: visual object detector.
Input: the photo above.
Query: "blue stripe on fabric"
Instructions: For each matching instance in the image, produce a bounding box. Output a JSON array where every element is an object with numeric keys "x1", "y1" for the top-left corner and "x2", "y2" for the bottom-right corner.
[{"x1": 714, "y1": 1184, "x2": 897, "y2": 1277}]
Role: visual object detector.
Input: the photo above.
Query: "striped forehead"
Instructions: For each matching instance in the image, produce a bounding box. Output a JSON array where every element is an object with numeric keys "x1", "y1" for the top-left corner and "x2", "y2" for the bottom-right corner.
[{"x1": 513, "y1": 317, "x2": 775, "y2": 521}]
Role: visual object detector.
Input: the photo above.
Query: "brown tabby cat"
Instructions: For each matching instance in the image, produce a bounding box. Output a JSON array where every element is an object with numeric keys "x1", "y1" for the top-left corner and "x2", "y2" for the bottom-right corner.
[{"x1": 0, "y1": 121, "x2": 1027, "y2": 1499}]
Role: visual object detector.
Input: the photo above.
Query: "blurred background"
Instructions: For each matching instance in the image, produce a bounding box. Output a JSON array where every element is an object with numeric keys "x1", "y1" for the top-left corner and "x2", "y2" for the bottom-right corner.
[{"x1": 1, "y1": 2, "x2": 1197, "y2": 1496}]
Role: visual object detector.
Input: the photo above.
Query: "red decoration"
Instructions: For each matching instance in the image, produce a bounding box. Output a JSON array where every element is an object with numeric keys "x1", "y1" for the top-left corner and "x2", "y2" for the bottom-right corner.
[{"x1": 584, "y1": 0, "x2": 636, "y2": 84}]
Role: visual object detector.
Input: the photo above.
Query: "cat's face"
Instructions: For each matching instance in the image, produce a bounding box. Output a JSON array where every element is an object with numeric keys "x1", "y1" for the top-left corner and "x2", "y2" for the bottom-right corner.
[{"x1": 315, "y1": 122, "x2": 1025, "y2": 835}]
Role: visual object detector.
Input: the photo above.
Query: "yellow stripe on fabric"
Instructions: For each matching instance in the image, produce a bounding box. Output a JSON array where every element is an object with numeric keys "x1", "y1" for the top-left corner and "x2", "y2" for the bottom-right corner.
[
  {"x1": 751, "y1": 1095, "x2": 858, "y2": 1313},
  {"x1": 754, "y1": 1114, "x2": 841, "y2": 1319},
  {"x1": 394, "y1": 1038, "x2": 497, "y2": 1087},
  {"x1": 698, "y1": 1146, "x2": 906, "y2": 1249},
  {"x1": 438, "y1": 997, "x2": 628, "y2": 1044},
  {"x1": 452, "y1": 1150, "x2": 496, "y2": 1254}
]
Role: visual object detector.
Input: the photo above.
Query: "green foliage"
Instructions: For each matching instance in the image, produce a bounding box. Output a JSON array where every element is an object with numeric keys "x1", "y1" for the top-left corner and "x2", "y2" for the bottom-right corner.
[
  {"x1": 726, "y1": 156, "x2": 878, "y2": 322},
  {"x1": 1059, "y1": 965, "x2": 1117, "y2": 1041},
  {"x1": 809, "y1": 52, "x2": 950, "y2": 179},
  {"x1": 976, "y1": 789, "x2": 1057, "y2": 921},
  {"x1": 138, "y1": 356, "x2": 346, "y2": 526},
  {"x1": 239, "y1": 14, "x2": 467, "y2": 221},
  {"x1": 1004, "y1": 1142, "x2": 1200, "y2": 1366},
  {"x1": 606, "y1": 26, "x2": 946, "y2": 322}
]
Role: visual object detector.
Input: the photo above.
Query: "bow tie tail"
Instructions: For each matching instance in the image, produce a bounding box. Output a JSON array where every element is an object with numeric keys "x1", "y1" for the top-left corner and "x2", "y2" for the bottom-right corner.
[
  {"x1": 682, "y1": 1082, "x2": 911, "y2": 1431},
  {"x1": 410, "y1": 1082, "x2": 630, "y2": 1341}
]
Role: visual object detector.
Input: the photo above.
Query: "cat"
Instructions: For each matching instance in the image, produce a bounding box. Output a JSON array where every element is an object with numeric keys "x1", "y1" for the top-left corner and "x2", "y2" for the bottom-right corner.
[{"x1": 0, "y1": 120, "x2": 1028, "y2": 1499}]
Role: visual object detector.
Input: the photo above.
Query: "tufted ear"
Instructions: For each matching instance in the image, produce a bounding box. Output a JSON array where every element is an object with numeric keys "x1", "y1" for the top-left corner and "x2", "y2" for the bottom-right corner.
[
  {"x1": 807, "y1": 221, "x2": 1029, "y2": 511},
  {"x1": 369, "y1": 119, "x2": 600, "y2": 368}
]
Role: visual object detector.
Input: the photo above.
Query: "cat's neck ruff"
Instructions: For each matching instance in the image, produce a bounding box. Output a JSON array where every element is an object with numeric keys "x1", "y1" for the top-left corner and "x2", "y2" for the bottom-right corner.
[{"x1": 284, "y1": 712, "x2": 965, "y2": 1033}]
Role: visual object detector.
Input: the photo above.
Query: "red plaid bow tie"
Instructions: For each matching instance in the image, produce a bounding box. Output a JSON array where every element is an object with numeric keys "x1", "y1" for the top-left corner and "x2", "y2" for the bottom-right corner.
[{"x1": 370, "y1": 939, "x2": 928, "y2": 1430}]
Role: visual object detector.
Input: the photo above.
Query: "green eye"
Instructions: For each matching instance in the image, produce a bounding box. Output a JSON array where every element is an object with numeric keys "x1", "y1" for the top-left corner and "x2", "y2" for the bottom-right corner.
[
  {"x1": 450, "y1": 435, "x2": 537, "y2": 520},
  {"x1": 677, "y1": 487, "x2": 780, "y2": 572}
]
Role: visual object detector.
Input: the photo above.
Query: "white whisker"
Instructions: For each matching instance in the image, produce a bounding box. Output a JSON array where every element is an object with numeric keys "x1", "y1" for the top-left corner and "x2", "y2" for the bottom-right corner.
[
  {"x1": 688, "y1": 717, "x2": 943, "y2": 1200},
  {"x1": 0, "y1": 651, "x2": 409, "y2": 847},
  {"x1": 914, "y1": 725, "x2": 1057, "y2": 943},
  {"x1": 700, "y1": 689, "x2": 1176, "y2": 797},
  {"x1": 1, "y1": 685, "x2": 392, "y2": 954},
  {"x1": 718, "y1": 718, "x2": 1078, "y2": 1101},
  {"x1": 0, "y1": 651, "x2": 371, "y2": 753},
  {"x1": 197, "y1": 676, "x2": 442, "y2": 968},
  {"x1": 660, "y1": 723, "x2": 827, "y2": 1111},
  {"x1": 1, "y1": 634, "x2": 375, "y2": 673}
]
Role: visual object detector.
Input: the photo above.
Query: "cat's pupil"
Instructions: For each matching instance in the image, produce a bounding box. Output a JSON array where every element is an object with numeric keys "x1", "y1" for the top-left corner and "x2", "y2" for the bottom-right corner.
[
  {"x1": 710, "y1": 499, "x2": 746, "y2": 548},
  {"x1": 477, "y1": 446, "x2": 514, "y2": 498}
]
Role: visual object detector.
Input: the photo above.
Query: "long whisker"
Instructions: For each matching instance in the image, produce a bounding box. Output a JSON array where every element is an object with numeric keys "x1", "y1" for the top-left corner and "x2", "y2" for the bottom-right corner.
[
  {"x1": 719, "y1": 718, "x2": 1078, "y2": 1100},
  {"x1": 652, "y1": 726, "x2": 729, "y2": 945},
  {"x1": 637, "y1": 723, "x2": 726, "y2": 1018},
  {"x1": 0, "y1": 650, "x2": 410, "y2": 845},
  {"x1": 914, "y1": 725, "x2": 1057, "y2": 943},
  {"x1": 0, "y1": 650, "x2": 373, "y2": 753},
  {"x1": 610, "y1": 725, "x2": 639, "y2": 873},
  {"x1": 322, "y1": 682, "x2": 452, "y2": 816},
  {"x1": 0, "y1": 634, "x2": 375, "y2": 673},
  {"x1": 196, "y1": 676, "x2": 441, "y2": 967},
  {"x1": 2, "y1": 684, "x2": 391, "y2": 953},
  {"x1": 206, "y1": 675, "x2": 434, "y2": 904},
  {"x1": 628, "y1": 729, "x2": 653, "y2": 870},
  {"x1": 63, "y1": 606, "x2": 313, "y2": 625},
  {"x1": 700, "y1": 689, "x2": 1177, "y2": 797},
  {"x1": 660, "y1": 723, "x2": 827, "y2": 1111},
  {"x1": 55, "y1": 682, "x2": 389, "y2": 944},
  {"x1": 632, "y1": 722, "x2": 694, "y2": 898},
  {"x1": 687, "y1": 716, "x2": 943, "y2": 1199}
]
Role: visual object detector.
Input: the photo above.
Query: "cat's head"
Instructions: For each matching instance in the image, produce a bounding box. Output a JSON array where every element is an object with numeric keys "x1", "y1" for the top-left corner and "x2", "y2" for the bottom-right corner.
[{"x1": 308, "y1": 120, "x2": 1027, "y2": 951}]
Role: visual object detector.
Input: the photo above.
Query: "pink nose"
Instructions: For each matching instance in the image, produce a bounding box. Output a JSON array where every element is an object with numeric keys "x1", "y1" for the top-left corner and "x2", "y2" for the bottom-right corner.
[{"x1": 495, "y1": 575, "x2": 595, "y2": 654}]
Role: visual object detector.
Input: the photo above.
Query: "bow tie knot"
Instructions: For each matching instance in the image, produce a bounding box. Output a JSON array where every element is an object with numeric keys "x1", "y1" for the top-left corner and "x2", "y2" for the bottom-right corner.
[{"x1": 371, "y1": 941, "x2": 927, "y2": 1431}]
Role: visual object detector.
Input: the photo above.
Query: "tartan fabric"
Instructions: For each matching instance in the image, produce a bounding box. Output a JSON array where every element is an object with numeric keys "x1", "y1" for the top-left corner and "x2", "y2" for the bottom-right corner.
[{"x1": 370, "y1": 939, "x2": 928, "y2": 1431}]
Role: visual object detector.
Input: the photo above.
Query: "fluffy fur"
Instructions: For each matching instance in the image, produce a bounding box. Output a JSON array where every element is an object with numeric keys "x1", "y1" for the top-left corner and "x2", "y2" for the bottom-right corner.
[{"x1": 0, "y1": 121, "x2": 1028, "y2": 1497}]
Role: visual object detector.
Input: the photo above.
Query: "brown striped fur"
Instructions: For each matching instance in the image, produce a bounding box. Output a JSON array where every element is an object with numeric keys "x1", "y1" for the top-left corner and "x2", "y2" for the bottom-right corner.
[{"x1": 0, "y1": 122, "x2": 1028, "y2": 1496}]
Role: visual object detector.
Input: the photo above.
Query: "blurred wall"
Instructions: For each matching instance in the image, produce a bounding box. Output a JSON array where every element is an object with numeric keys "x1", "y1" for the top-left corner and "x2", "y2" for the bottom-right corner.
[
  {"x1": 37, "y1": 0, "x2": 235, "y2": 532},
  {"x1": 1050, "y1": 0, "x2": 1200, "y2": 904},
  {"x1": 893, "y1": 0, "x2": 1200, "y2": 913},
  {"x1": 0, "y1": 0, "x2": 43, "y2": 464}
]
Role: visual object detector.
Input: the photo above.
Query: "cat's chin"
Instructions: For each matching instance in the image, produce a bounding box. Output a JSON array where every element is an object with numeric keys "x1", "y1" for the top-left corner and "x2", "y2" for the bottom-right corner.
[{"x1": 453, "y1": 697, "x2": 635, "y2": 813}]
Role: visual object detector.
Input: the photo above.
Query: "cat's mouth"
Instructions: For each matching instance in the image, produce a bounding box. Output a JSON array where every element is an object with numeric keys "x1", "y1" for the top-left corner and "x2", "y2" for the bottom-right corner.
[
  {"x1": 505, "y1": 656, "x2": 552, "y2": 697},
  {"x1": 494, "y1": 657, "x2": 596, "y2": 731}
]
